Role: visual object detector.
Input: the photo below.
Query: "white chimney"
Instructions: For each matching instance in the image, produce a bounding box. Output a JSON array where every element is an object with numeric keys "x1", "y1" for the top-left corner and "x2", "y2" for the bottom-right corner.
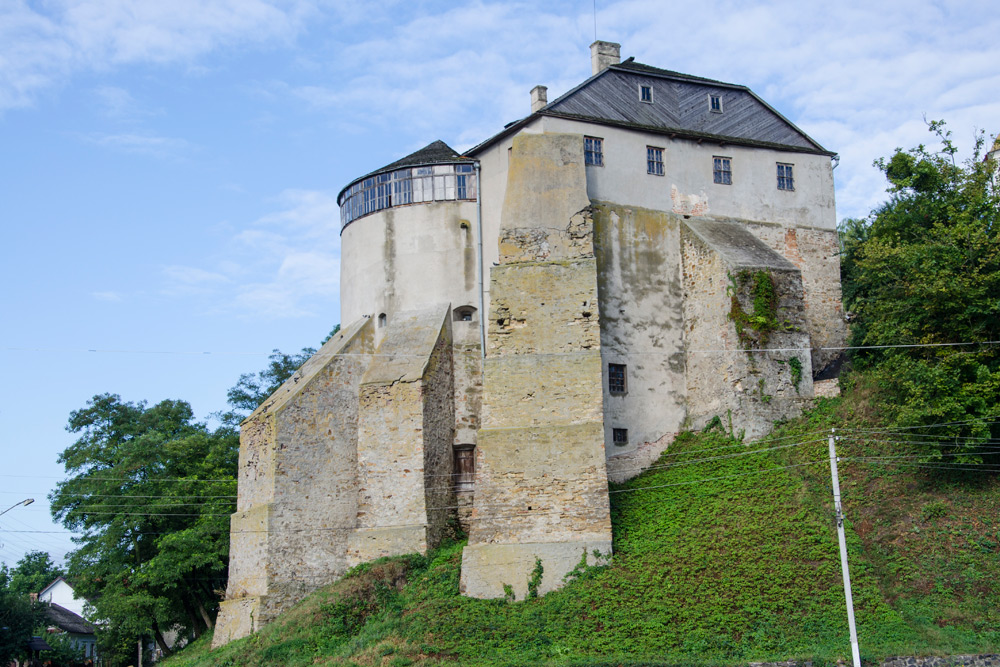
[
  {"x1": 590, "y1": 41, "x2": 621, "y2": 75},
  {"x1": 530, "y1": 85, "x2": 548, "y2": 113}
]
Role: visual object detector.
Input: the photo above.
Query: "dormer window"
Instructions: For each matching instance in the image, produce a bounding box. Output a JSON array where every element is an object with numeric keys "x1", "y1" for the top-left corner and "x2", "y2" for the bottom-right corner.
[
  {"x1": 709, "y1": 94, "x2": 723, "y2": 113},
  {"x1": 639, "y1": 84, "x2": 653, "y2": 103}
]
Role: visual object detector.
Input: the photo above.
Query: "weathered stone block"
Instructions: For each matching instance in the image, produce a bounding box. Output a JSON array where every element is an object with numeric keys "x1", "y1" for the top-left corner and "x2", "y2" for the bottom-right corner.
[{"x1": 461, "y1": 540, "x2": 612, "y2": 600}]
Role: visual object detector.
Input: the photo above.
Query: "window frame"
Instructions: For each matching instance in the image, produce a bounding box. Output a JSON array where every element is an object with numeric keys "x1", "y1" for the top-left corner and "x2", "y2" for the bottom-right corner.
[
  {"x1": 584, "y1": 136, "x2": 604, "y2": 167},
  {"x1": 646, "y1": 146, "x2": 664, "y2": 176},
  {"x1": 709, "y1": 94, "x2": 723, "y2": 113},
  {"x1": 608, "y1": 363, "x2": 628, "y2": 394},
  {"x1": 713, "y1": 156, "x2": 732, "y2": 185},
  {"x1": 639, "y1": 84, "x2": 653, "y2": 103},
  {"x1": 777, "y1": 162, "x2": 795, "y2": 191},
  {"x1": 452, "y1": 444, "x2": 476, "y2": 492}
]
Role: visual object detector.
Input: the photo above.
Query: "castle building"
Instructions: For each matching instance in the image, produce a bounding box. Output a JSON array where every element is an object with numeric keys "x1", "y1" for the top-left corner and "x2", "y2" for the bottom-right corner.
[{"x1": 212, "y1": 42, "x2": 846, "y2": 647}]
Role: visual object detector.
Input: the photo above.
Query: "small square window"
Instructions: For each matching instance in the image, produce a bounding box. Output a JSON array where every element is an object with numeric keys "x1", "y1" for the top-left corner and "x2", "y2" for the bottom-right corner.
[
  {"x1": 777, "y1": 163, "x2": 795, "y2": 191},
  {"x1": 640, "y1": 84, "x2": 653, "y2": 103},
  {"x1": 585, "y1": 136, "x2": 604, "y2": 166},
  {"x1": 608, "y1": 363, "x2": 627, "y2": 394},
  {"x1": 646, "y1": 147, "x2": 664, "y2": 176},
  {"x1": 612, "y1": 428, "x2": 628, "y2": 446},
  {"x1": 709, "y1": 94, "x2": 723, "y2": 113},
  {"x1": 713, "y1": 157, "x2": 732, "y2": 185}
]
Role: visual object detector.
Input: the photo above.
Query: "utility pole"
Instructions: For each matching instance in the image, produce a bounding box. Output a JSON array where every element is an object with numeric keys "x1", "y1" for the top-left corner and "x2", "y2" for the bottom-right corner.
[{"x1": 828, "y1": 429, "x2": 861, "y2": 667}]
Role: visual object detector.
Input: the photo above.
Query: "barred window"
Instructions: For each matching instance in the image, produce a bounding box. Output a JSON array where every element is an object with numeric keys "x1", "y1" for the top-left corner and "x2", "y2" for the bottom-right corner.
[
  {"x1": 777, "y1": 163, "x2": 795, "y2": 191},
  {"x1": 713, "y1": 157, "x2": 732, "y2": 185},
  {"x1": 585, "y1": 136, "x2": 604, "y2": 166},
  {"x1": 647, "y1": 147, "x2": 664, "y2": 176},
  {"x1": 612, "y1": 428, "x2": 628, "y2": 446},
  {"x1": 609, "y1": 363, "x2": 627, "y2": 394}
]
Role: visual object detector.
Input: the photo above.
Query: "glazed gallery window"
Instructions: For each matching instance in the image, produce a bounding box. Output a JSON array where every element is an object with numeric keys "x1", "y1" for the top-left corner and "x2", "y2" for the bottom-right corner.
[
  {"x1": 777, "y1": 163, "x2": 795, "y2": 191},
  {"x1": 713, "y1": 156, "x2": 732, "y2": 185},
  {"x1": 647, "y1": 147, "x2": 664, "y2": 176},
  {"x1": 585, "y1": 136, "x2": 604, "y2": 166}
]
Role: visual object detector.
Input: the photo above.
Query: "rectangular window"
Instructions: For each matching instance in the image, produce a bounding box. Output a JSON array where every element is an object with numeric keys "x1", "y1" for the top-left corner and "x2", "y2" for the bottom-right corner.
[
  {"x1": 710, "y1": 94, "x2": 722, "y2": 113},
  {"x1": 612, "y1": 428, "x2": 628, "y2": 446},
  {"x1": 585, "y1": 136, "x2": 604, "y2": 166},
  {"x1": 453, "y1": 446, "x2": 475, "y2": 492},
  {"x1": 640, "y1": 84, "x2": 653, "y2": 103},
  {"x1": 646, "y1": 147, "x2": 664, "y2": 176},
  {"x1": 608, "y1": 363, "x2": 627, "y2": 394},
  {"x1": 713, "y1": 157, "x2": 732, "y2": 185},
  {"x1": 777, "y1": 163, "x2": 794, "y2": 191}
]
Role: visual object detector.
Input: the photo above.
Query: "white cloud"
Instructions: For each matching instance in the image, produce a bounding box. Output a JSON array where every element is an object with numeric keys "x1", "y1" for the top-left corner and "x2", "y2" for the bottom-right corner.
[
  {"x1": 0, "y1": 0, "x2": 317, "y2": 111},
  {"x1": 90, "y1": 290, "x2": 122, "y2": 302},
  {"x1": 81, "y1": 131, "x2": 194, "y2": 158},
  {"x1": 161, "y1": 189, "x2": 341, "y2": 319}
]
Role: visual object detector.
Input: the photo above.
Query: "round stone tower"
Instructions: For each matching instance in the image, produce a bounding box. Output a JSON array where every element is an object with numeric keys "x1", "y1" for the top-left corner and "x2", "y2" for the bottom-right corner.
[{"x1": 338, "y1": 140, "x2": 480, "y2": 328}]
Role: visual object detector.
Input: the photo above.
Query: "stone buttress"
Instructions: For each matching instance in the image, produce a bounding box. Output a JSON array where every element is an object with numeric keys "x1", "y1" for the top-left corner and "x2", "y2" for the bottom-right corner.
[
  {"x1": 680, "y1": 218, "x2": 814, "y2": 438},
  {"x1": 214, "y1": 306, "x2": 460, "y2": 647},
  {"x1": 460, "y1": 132, "x2": 614, "y2": 599}
]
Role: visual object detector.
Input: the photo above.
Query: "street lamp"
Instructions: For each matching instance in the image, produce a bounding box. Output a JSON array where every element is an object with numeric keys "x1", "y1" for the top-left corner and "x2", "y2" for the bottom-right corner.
[{"x1": 0, "y1": 498, "x2": 34, "y2": 517}]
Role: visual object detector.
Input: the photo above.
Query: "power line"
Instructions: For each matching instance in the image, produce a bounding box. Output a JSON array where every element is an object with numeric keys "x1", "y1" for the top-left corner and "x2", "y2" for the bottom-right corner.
[{"x1": 4, "y1": 338, "x2": 998, "y2": 359}]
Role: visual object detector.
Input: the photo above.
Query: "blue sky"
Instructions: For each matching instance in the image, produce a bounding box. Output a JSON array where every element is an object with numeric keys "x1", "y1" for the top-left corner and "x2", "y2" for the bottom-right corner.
[{"x1": 1, "y1": 0, "x2": 998, "y2": 567}]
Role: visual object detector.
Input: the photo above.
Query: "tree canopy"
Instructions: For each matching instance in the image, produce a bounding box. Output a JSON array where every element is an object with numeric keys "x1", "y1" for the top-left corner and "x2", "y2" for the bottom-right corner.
[
  {"x1": 1, "y1": 550, "x2": 63, "y2": 597},
  {"x1": 50, "y1": 394, "x2": 238, "y2": 663},
  {"x1": 840, "y1": 121, "x2": 1000, "y2": 462},
  {"x1": 0, "y1": 560, "x2": 44, "y2": 666}
]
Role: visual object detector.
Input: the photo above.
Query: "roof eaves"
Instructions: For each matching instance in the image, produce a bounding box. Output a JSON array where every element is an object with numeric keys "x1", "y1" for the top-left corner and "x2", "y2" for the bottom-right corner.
[
  {"x1": 464, "y1": 114, "x2": 537, "y2": 157},
  {"x1": 537, "y1": 111, "x2": 837, "y2": 157}
]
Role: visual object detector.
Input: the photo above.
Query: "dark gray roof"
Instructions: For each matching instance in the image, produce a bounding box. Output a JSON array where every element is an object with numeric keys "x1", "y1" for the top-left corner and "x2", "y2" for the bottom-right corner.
[
  {"x1": 27, "y1": 636, "x2": 54, "y2": 652},
  {"x1": 380, "y1": 140, "x2": 465, "y2": 171},
  {"x1": 45, "y1": 603, "x2": 96, "y2": 635},
  {"x1": 468, "y1": 60, "x2": 832, "y2": 157}
]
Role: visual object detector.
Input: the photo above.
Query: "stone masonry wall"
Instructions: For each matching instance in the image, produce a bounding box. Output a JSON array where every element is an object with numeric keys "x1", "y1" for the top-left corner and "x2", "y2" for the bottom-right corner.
[
  {"x1": 744, "y1": 222, "x2": 847, "y2": 373},
  {"x1": 421, "y1": 326, "x2": 457, "y2": 550},
  {"x1": 681, "y1": 218, "x2": 813, "y2": 440},
  {"x1": 461, "y1": 132, "x2": 613, "y2": 600},
  {"x1": 214, "y1": 317, "x2": 375, "y2": 647},
  {"x1": 348, "y1": 306, "x2": 453, "y2": 565},
  {"x1": 592, "y1": 202, "x2": 686, "y2": 482}
]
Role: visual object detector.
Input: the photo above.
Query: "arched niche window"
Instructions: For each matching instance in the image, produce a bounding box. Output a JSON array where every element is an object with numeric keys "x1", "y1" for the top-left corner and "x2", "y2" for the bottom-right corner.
[
  {"x1": 453, "y1": 305, "x2": 477, "y2": 322},
  {"x1": 452, "y1": 444, "x2": 475, "y2": 492},
  {"x1": 377, "y1": 313, "x2": 387, "y2": 328}
]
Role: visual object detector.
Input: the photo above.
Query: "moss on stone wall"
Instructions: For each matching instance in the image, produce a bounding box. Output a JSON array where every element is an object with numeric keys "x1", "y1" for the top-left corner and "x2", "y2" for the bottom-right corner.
[{"x1": 728, "y1": 269, "x2": 781, "y2": 350}]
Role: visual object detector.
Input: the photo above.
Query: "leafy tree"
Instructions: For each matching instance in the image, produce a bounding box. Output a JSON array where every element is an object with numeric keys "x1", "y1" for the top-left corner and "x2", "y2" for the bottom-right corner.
[
  {"x1": 50, "y1": 394, "x2": 238, "y2": 663},
  {"x1": 0, "y1": 568, "x2": 41, "y2": 666},
  {"x1": 4, "y1": 550, "x2": 64, "y2": 597},
  {"x1": 840, "y1": 121, "x2": 1000, "y2": 462}
]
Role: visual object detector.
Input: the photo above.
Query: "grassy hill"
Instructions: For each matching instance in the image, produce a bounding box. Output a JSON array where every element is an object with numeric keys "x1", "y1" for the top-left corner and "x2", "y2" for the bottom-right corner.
[{"x1": 164, "y1": 384, "x2": 1000, "y2": 667}]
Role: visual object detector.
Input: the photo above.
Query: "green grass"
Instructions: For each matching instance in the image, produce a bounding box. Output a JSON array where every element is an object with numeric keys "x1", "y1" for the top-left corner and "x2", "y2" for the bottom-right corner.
[{"x1": 164, "y1": 385, "x2": 1000, "y2": 667}]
